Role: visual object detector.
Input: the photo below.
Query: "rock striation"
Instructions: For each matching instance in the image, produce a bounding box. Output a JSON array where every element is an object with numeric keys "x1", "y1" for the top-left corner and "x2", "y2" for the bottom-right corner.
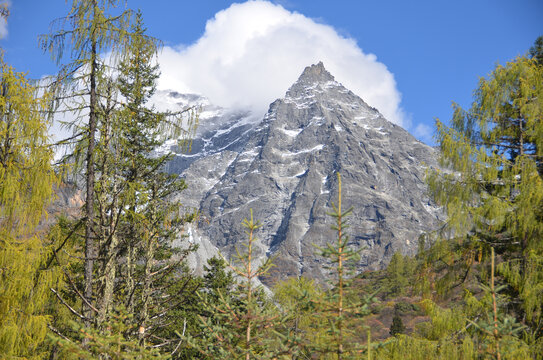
[{"x1": 177, "y1": 62, "x2": 443, "y2": 284}]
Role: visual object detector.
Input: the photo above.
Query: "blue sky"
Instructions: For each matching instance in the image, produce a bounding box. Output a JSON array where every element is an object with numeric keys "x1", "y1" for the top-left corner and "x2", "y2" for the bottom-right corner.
[{"x1": 2, "y1": 0, "x2": 542, "y2": 144}]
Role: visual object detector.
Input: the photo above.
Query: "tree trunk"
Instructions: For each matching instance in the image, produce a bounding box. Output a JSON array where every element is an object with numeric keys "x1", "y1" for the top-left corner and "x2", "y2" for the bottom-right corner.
[
  {"x1": 139, "y1": 208, "x2": 157, "y2": 344},
  {"x1": 83, "y1": 7, "x2": 98, "y2": 325},
  {"x1": 96, "y1": 81, "x2": 120, "y2": 326},
  {"x1": 126, "y1": 239, "x2": 136, "y2": 314}
]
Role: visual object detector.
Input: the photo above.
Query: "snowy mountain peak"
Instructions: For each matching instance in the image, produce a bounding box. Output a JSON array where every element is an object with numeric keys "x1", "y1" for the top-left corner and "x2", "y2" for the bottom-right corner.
[
  {"x1": 274, "y1": 62, "x2": 385, "y2": 131},
  {"x1": 176, "y1": 62, "x2": 442, "y2": 285},
  {"x1": 296, "y1": 61, "x2": 335, "y2": 84},
  {"x1": 284, "y1": 62, "x2": 343, "y2": 99}
]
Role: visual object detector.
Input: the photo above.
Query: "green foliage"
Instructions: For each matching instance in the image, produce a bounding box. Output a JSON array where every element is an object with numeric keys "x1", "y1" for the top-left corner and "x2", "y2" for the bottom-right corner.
[
  {"x1": 529, "y1": 35, "x2": 543, "y2": 65},
  {"x1": 416, "y1": 299, "x2": 466, "y2": 341},
  {"x1": 274, "y1": 276, "x2": 321, "y2": 312},
  {"x1": 167, "y1": 257, "x2": 234, "y2": 359},
  {"x1": 273, "y1": 276, "x2": 326, "y2": 358},
  {"x1": 187, "y1": 210, "x2": 301, "y2": 359},
  {"x1": 0, "y1": 56, "x2": 56, "y2": 231},
  {"x1": 389, "y1": 314, "x2": 406, "y2": 337},
  {"x1": 40, "y1": 0, "x2": 137, "y2": 332},
  {"x1": 40, "y1": 0, "x2": 132, "y2": 74},
  {"x1": 374, "y1": 334, "x2": 476, "y2": 360},
  {"x1": 372, "y1": 299, "x2": 476, "y2": 359},
  {"x1": 423, "y1": 38, "x2": 543, "y2": 358},
  {"x1": 203, "y1": 256, "x2": 236, "y2": 303},
  {"x1": 384, "y1": 252, "x2": 415, "y2": 297},
  {"x1": 0, "y1": 54, "x2": 60, "y2": 359},
  {"x1": 312, "y1": 173, "x2": 376, "y2": 359},
  {"x1": 2, "y1": 3, "x2": 540, "y2": 358},
  {"x1": 38, "y1": 4, "x2": 199, "y2": 357},
  {"x1": 49, "y1": 309, "x2": 167, "y2": 360},
  {"x1": 427, "y1": 55, "x2": 543, "y2": 247},
  {"x1": 108, "y1": 14, "x2": 198, "y2": 350},
  {"x1": 466, "y1": 248, "x2": 529, "y2": 360},
  {"x1": 394, "y1": 302, "x2": 421, "y2": 315}
]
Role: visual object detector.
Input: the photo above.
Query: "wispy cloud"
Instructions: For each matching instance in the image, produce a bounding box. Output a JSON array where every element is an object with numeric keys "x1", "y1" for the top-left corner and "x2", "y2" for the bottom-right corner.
[
  {"x1": 413, "y1": 123, "x2": 433, "y2": 143},
  {"x1": 0, "y1": 1, "x2": 10, "y2": 39},
  {"x1": 157, "y1": 0, "x2": 407, "y2": 127}
]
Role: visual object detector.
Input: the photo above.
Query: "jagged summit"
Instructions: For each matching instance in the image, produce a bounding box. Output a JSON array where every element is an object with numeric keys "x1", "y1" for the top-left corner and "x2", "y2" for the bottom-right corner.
[
  {"x1": 278, "y1": 62, "x2": 381, "y2": 132},
  {"x1": 296, "y1": 61, "x2": 335, "y2": 84},
  {"x1": 285, "y1": 61, "x2": 342, "y2": 99}
]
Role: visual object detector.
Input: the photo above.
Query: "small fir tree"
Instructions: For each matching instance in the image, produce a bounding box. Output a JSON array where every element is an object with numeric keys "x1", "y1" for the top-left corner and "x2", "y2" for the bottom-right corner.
[
  {"x1": 187, "y1": 210, "x2": 301, "y2": 359},
  {"x1": 467, "y1": 247, "x2": 528, "y2": 359},
  {"x1": 313, "y1": 172, "x2": 376, "y2": 359},
  {"x1": 389, "y1": 314, "x2": 406, "y2": 337}
]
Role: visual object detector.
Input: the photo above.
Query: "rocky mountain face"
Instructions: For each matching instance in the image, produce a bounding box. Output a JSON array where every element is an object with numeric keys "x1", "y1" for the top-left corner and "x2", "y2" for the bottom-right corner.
[
  {"x1": 151, "y1": 91, "x2": 255, "y2": 174},
  {"x1": 176, "y1": 62, "x2": 443, "y2": 285}
]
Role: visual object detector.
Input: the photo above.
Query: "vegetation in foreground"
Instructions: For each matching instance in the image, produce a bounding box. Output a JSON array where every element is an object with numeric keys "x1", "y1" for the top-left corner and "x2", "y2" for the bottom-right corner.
[{"x1": 0, "y1": 1, "x2": 542, "y2": 358}]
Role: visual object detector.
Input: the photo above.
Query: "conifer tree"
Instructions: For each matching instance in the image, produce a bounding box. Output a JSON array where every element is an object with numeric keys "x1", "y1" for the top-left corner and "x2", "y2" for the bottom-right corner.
[
  {"x1": 426, "y1": 41, "x2": 543, "y2": 354},
  {"x1": 313, "y1": 172, "x2": 375, "y2": 359},
  {"x1": 187, "y1": 210, "x2": 300, "y2": 359},
  {"x1": 389, "y1": 314, "x2": 405, "y2": 337},
  {"x1": 41, "y1": 3, "x2": 198, "y2": 355},
  {"x1": 0, "y1": 54, "x2": 59, "y2": 358},
  {"x1": 529, "y1": 35, "x2": 543, "y2": 66},
  {"x1": 39, "y1": 0, "x2": 133, "y2": 325},
  {"x1": 203, "y1": 256, "x2": 236, "y2": 303},
  {"x1": 467, "y1": 247, "x2": 528, "y2": 359},
  {"x1": 110, "y1": 13, "x2": 198, "y2": 350},
  {"x1": 273, "y1": 276, "x2": 325, "y2": 358},
  {"x1": 385, "y1": 252, "x2": 411, "y2": 297},
  {"x1": 50, "y1": 310, "x2": 169, "y2": 360}
]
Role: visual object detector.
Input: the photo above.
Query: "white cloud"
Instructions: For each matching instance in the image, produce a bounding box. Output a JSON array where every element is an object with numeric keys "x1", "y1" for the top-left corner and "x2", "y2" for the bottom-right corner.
[
  {"x1": 157, "y1": 0, "x2": 406, "y2": 126},
  {"x1": 413, "y1": 123, "x2": 433, "y2": 143},
  {"x1": 0, "y1": 1, "x2": 10, "y2": 39}
]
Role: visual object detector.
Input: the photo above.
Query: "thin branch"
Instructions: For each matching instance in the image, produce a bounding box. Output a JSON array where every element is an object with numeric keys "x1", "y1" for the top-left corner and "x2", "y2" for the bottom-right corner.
[
  {"x1": 47, "y1": 324, "x2": 72, "y2": 343},
  {"x1": 50, "y1": 287, "x2": 88, "y2": 321},
  {"x1": 45, "y1": 218, "x2": 85, "y2": 268},
  {"x1": 51, "y1": 247, "x2": 100, "y2": 314}
]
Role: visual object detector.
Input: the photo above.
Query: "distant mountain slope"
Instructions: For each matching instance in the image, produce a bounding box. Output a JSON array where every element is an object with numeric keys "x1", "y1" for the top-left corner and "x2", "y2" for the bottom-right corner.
[{"x1": 150, "y1": 91, "x2": 255, "y2": 174}]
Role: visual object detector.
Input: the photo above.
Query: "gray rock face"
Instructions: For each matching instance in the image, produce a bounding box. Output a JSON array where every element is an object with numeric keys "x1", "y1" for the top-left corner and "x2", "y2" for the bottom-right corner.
[
  {"x1": 177, "y1": 62, "x2": 442, "y2": 285},
  {"x1": 165, "y1": 111, "x2": 254, "y2": 174},
  {"x1": 151, "y1": 91, "x2": 255, "y2": 174}
]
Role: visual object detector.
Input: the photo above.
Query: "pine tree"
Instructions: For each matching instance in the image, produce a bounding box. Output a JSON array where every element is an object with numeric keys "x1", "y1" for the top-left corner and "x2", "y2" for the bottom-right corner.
[
  {"x1": 389, "y1": 314, "x2": 406, "y2": 337},
  {"x1": 313, "y1": 172, "x2": 375, "y2": 359},
  {"x1": 385, "y1": 252, "x2": 410, "y2": 297},
  {"x1": 0, "y1": 54, "x2": 59, "y2": 358},
  {"x1": 529, "y1": 35, "x2": 543, "y2": 66},
  {"x1": 111, "y1": 12, "x2": 197, "y2": 350},
  {"x1": 466, "y1": 247, "x2": 528, "y2": 360},
  {"x1": 50, "y1": 309, "x2": 169, "y2": 360},
  {"x1": 203, "y1": 256, "x2": 236, "y2": 303},
  {"x1": 187, "y1": 210, "x2": 300, "y2": 359}
]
